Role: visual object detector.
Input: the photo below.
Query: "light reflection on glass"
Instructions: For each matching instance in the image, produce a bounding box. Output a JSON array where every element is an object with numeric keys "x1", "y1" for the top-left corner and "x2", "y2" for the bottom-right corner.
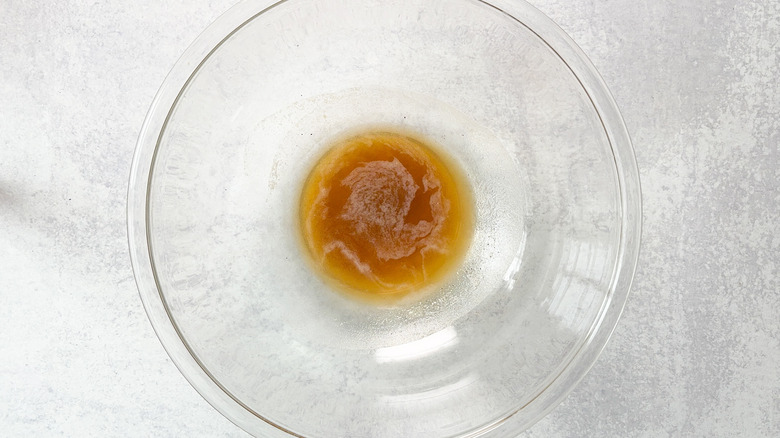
[
  {"x1": 503, "y1": 254, "x2": 522, "y2": 291},
  {"x1": 502, "y1": 237, "x2": 527, "y2": 291},
  {"x1": 546, "y1": 237, "x2": 611, "y2": 330},
  {"x1": 374, "y1": 326, "x2": 458, "y2": 363},
  {"x1": 380, "y1": 372, "x2": 479, "y2": 403}
]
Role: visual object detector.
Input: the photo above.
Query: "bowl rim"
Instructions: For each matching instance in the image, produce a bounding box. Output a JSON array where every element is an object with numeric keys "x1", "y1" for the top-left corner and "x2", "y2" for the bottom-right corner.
[{"x1": 127, "y1": 0, "x2": 642, "y2": 436}]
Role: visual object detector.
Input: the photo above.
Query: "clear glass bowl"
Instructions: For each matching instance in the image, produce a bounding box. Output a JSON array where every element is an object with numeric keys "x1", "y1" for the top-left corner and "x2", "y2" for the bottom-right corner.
[{"x1": 128, "y1": 0, "x2": 641, "y2": 436}]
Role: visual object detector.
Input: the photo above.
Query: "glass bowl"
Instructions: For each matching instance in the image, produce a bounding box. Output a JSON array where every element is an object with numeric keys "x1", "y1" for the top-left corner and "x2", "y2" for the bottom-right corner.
[{"x1": 127, "y1": 0, "x2": 641, "y2": 436}]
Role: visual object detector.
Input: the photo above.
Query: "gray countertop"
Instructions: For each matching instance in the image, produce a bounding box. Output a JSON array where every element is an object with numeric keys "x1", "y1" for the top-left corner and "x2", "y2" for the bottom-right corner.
[{"x1": 1, "y1": 0, "x2": 777, "y2": 436}]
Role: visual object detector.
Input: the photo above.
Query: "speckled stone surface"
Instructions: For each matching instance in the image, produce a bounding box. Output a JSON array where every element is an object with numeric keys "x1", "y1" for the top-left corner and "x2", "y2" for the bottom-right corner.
[{"x1": 1, "y1": 0, "x2": 777, "y2": 436}]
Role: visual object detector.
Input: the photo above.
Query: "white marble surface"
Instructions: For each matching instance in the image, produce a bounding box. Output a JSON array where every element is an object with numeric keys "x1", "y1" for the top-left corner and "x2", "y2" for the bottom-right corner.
[{"x1": 1, "y1": 0, "x2": 777, "y2": 436}]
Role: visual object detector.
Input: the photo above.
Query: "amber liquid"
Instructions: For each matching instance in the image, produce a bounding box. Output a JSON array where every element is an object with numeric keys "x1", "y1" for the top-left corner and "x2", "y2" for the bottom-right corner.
[{"x1": 299, "y1": 129, "x2": 474, "y2": 303}]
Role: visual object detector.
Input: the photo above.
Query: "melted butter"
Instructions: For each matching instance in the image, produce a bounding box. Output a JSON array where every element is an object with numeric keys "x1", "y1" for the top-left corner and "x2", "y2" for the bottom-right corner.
[{"x1": 299, "y1": 129, "x2": 474, "y2": 303}]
